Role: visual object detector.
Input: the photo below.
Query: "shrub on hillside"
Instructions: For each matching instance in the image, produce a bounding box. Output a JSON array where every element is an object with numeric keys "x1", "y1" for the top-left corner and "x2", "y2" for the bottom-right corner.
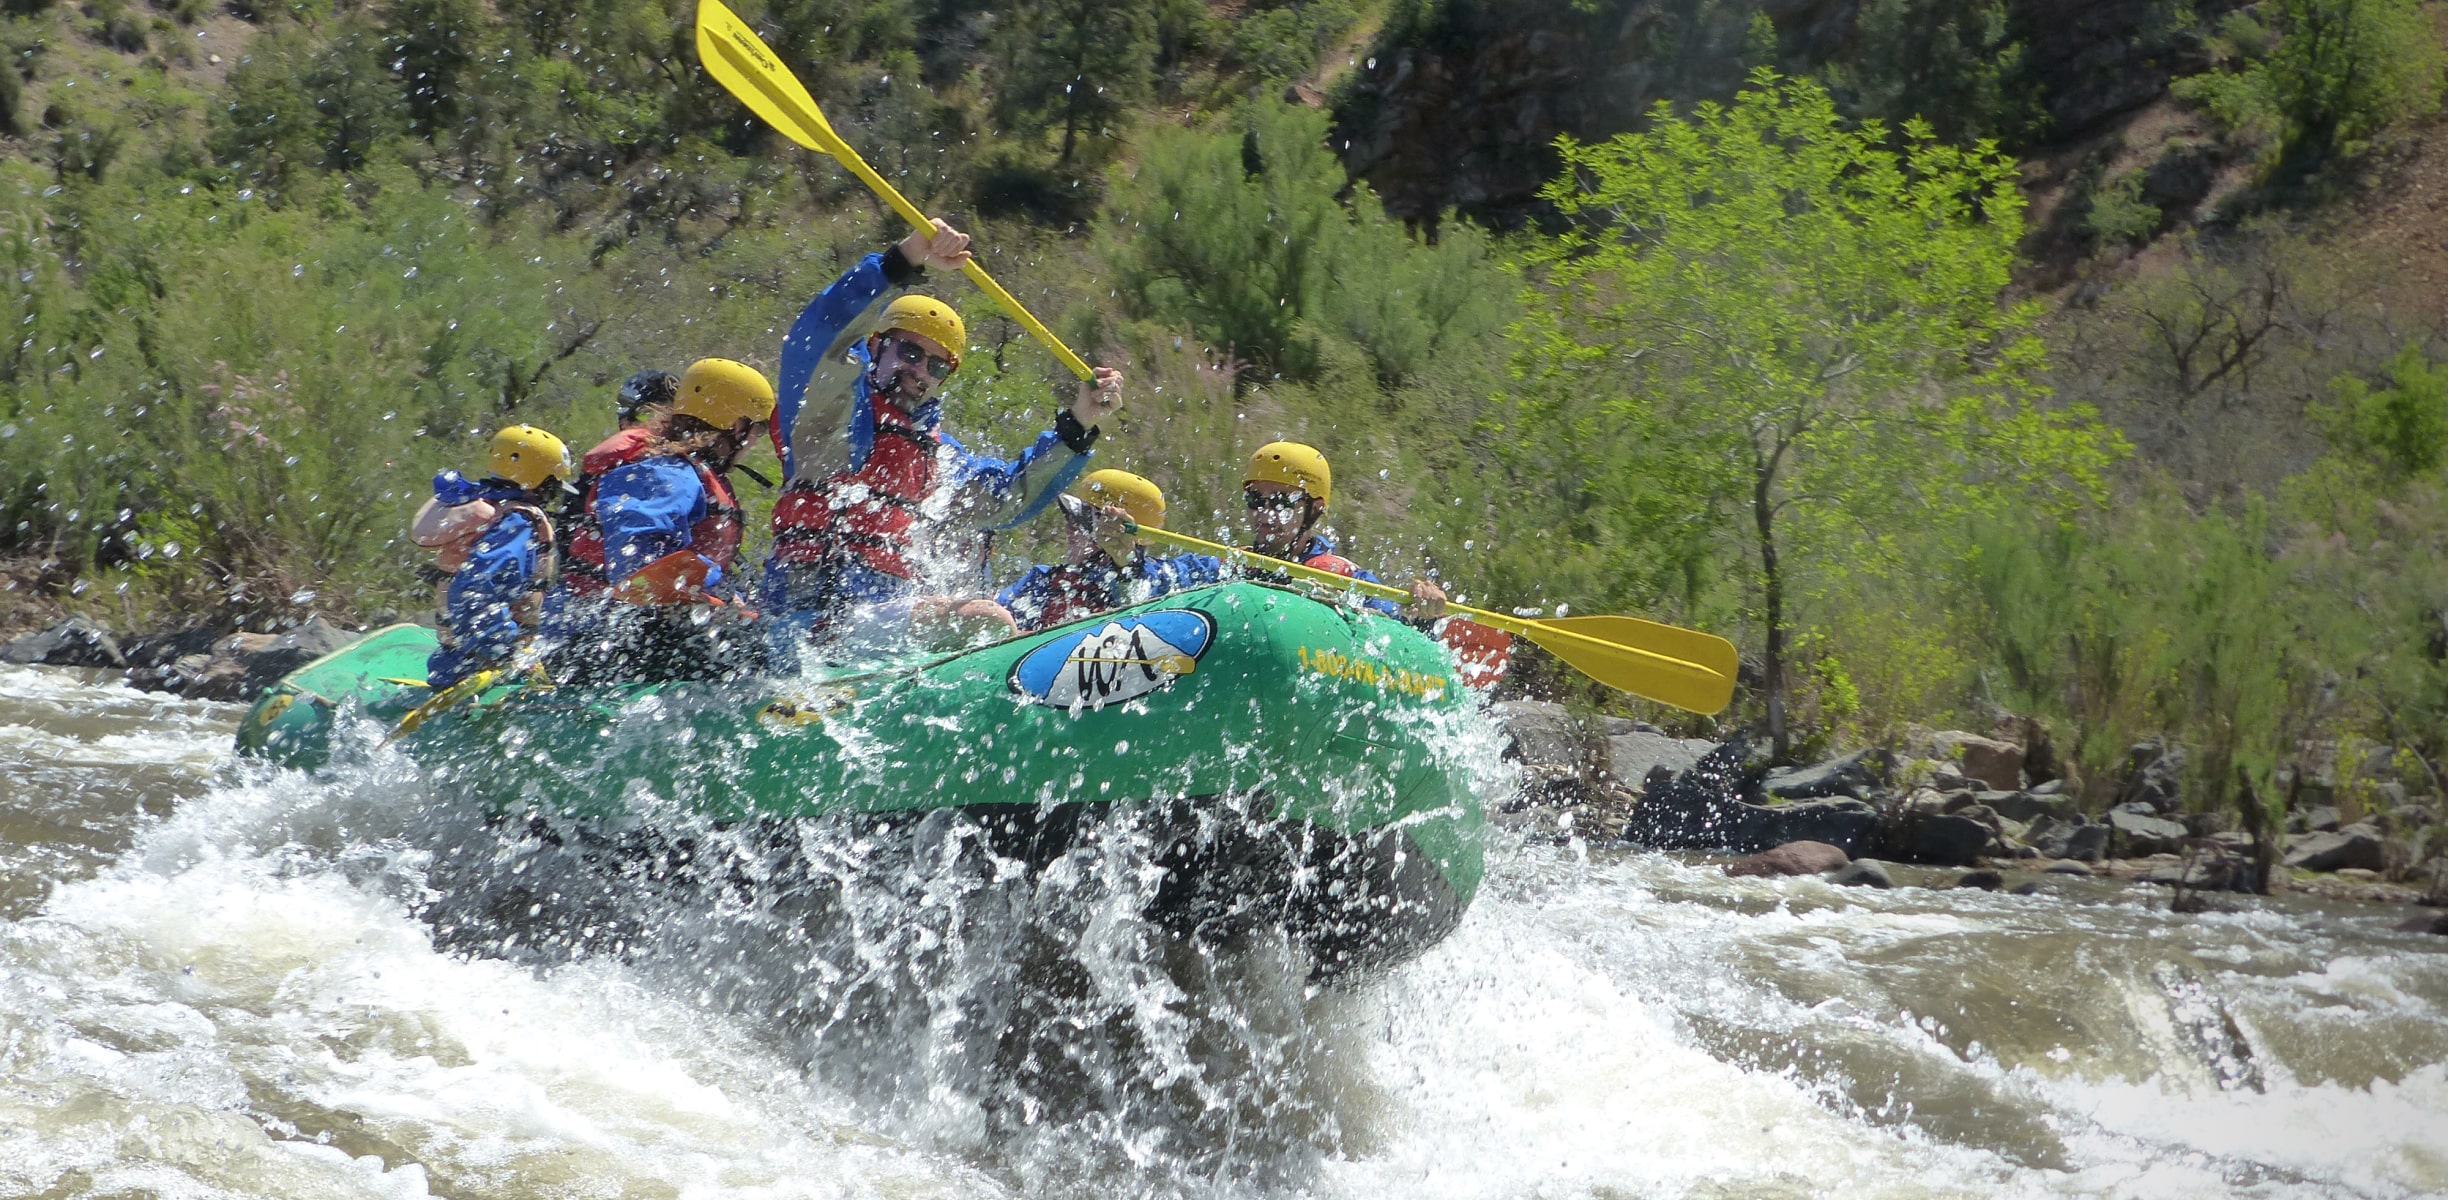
[
  {"x1": 2176, "y1": 0, "x2": 2446, "y2": 168},
  {"x1": 1101, "y1": 97, "x2": 1506, "y2": 387}
]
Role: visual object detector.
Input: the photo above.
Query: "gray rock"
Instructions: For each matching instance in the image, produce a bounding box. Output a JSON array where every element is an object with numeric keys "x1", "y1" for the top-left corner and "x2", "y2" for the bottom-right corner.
[
  {"x1": 1900, "y1": 813, "x2": 1993, "y2": 867},
  {"x1": 177, "y1": 654, "x2": 256, "y2": 701},
  {"x1": 2394, "y1": 911, "x2": 2448, "y2": 936},
  {"x1": 2043, "y1": 859, "x2": 2094, "y2": 875},
  {"x1": 2301, "y1": 805, "x2": 2341, "y2": 834},
  {"x1": 122, "y1": 625, "x2": 221, "y2": 670},
  {"x1": 1981, "y1": 790, "x2": 2075, "y2": 823},
  {"x1": 2117, "y1": 741, "x2": 2186, "y2": 812},
  {"x1": 2010, "y1": 881, "x2": 2044, "y2": 896},
  {"x1": 2032, "y1": 820, "x2": 2110, "y2": 863},
  {"x1": 2140, "y1": 855, "x2": 2258, "y2": 891},
  {"x1": 2, "y1": 616, "x2": 125, "y2": 669},
  {"x1": 2027, "y1": 778, "x2": 2067, "y2": 796},
  {"x1": 1953, "y1": 735, "x2": 2026, "y2": 792},
  {"x1": 1752, "y1": 799, "x2": 1883, "y2": 857},
  {"x1": 1828, "y1": 859, "x2": 1893, "y2": 888},
  {"x1": 1607, "y1": 730, "x2": 1714, "y2": 789},
  {"x1": 1930, "y1": 767, "x2": 1975, "y2": 792},
  {"x1": 1623, "y1": 738, "x2": 1881, "y2": 857},
  {"x1": 237, "y1": 617, "x2": 358, "y2": 698},
  {"x1": 2109, "y1": 809, "x2": 2190, "y2": 856},
  {"x1": 1491, "y1": 700, "x2": 1588, "y2": 771},
  {"x1": 1724, "y1": 840, "x2": 1851, "y2": 877},
  {"x1": 1761, "y1": 749, "x2": 1884, "y2": 801},
  {"x1": 1951, "y1": 869, "x2": 2005, "y2": 891},
  {"x1": 2283, "y1": 824, "x2": 2386, "y2": 873}
]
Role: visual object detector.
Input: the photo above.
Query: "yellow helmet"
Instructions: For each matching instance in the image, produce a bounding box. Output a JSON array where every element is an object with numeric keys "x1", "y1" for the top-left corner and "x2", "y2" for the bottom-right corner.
[
  {"x1": 1245, "y1": 441, "x2": 1331, "y2": 506},
  {"x1": 488, "y1": 425, "x2": 572, "y2": 490},
  {"x1": 879, "y1": 295, "x2": 965, "y2": 370},
  {"x1": 1070, "y1": 469, "x2": 1167, "y2": 531},
  {"x1": 673, "y1": 358, "x2": 776, "y2": 429}
]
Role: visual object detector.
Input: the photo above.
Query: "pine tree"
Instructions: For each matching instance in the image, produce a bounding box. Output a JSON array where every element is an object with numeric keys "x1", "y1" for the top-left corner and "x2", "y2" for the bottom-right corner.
[{"x1": 991, "y1": 0, "x2": 1155, "y2": 167}]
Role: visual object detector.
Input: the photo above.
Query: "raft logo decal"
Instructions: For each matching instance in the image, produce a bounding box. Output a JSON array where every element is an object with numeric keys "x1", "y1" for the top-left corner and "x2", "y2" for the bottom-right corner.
[
  {"x1": 1297, "y1": 645, "x2": 1449, "y2": 700},
  {"x1": 1009, "y1": 610, "x2": 1214, "y2": 710}
]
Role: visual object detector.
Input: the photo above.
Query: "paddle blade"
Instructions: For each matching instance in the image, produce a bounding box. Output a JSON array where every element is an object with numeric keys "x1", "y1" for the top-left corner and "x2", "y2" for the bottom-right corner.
[
  {"x1": 1522, "y1": 616, "x2": 1739, "y2": 715},
  {"x1": 695, "y1": 0, "x2": 842, "y2": 154}
]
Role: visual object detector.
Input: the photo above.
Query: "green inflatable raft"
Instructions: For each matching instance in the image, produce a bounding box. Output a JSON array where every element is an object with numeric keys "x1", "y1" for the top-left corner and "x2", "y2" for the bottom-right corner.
[{"x1": 236, "y1": 581, "x2": 1490, "y2": 974}]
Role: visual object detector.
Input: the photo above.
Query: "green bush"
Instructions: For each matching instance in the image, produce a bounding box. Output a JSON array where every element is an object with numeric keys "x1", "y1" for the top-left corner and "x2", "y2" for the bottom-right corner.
[
  {"x1": 2319, "y1": 341, "x2": 2448, "y2": 480},
  {"x1": 2176, "y1": 0, "x2": 2446, "y2": 165},
  {"x1": 2082, "y1": 169, "x2": 2162, "y2": 248},
  {"x1": 1228, "y1": 0, "x2": 1359, "y2": 83},
  {"x1": 1101, "y1": 97, "x2": 1507, "y2": 387}
]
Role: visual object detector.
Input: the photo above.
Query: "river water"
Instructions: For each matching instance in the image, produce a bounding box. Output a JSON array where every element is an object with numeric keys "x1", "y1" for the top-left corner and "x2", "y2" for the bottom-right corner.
[{"x1": 4, "y1": 660, "x2": 2446, "y2": 1198}]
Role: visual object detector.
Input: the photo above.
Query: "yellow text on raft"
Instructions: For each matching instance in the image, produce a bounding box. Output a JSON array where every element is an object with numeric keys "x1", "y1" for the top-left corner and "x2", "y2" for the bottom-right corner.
[{"x1": 1297, "y1": 645, "x2": 1450, "y2": 701}]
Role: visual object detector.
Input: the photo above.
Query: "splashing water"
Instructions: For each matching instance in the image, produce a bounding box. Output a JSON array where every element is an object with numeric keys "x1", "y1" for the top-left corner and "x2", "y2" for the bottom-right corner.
[{"x1": 4, "y1": 662, "x2": 2447, "y2": 1199}]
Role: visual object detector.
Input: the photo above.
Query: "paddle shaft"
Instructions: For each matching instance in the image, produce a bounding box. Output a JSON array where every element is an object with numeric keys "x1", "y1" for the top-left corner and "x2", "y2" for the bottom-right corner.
[
  {"x1": 1121, "y1": 523, "x2": 1714, "y2": 677},
  {"x1": 697, "y1": 1, "x2": 1091, "y2": 381}
]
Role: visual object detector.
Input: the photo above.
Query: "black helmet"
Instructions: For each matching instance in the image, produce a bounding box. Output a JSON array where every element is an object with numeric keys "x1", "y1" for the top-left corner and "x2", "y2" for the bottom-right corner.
[{"x1": 616, "y1": 370, "x2": 679, "y2": 422}]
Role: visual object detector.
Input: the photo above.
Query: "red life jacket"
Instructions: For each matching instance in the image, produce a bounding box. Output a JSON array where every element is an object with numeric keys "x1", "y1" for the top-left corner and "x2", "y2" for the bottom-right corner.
[
  {"x1": 565, "y1": 428, "x2": 743, "y2": 594},
  {"x1": 1302, "y1": 553, "x2": 1360, "y2": 576},
  {"x1": 771, "y1": 396, "x2": 939, "y2": 579},
  {"x1": 1022, "y1": 562, "x2": 1116, "y2": 631}
]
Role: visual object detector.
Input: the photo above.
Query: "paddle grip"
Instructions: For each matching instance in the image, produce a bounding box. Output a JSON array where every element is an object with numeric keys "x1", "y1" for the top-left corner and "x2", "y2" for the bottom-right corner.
[{"x1": 831, "y1": 134, "x2": 1095, "y2": 381}]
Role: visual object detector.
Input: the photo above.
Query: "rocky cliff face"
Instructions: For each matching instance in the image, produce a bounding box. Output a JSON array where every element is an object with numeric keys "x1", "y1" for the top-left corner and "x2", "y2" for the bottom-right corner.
[{"x1": 1333, "y1": 0, "x2": 2234, "y2": 231}]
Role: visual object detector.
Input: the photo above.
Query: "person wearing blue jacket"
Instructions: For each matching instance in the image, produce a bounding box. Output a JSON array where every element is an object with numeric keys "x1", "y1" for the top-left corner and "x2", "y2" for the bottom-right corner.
[
  {"x1": 765, "y1": 219, "x2": 1124, "y2": 655},
  {"x1": 548, "y1": 358, "x2": 777, "y2": 684},
  {"x1": 996, "y1": 470, "x2": 1223, "y2": 632},
  {"x1": 425, "y1": 426, "x2": 572, "y2": 689}
]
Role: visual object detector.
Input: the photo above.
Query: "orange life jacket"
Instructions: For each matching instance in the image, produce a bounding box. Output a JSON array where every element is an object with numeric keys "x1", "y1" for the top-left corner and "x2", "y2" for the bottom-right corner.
[{"x1": 771, "y1": 396, "x2": 939, "y2": 579}]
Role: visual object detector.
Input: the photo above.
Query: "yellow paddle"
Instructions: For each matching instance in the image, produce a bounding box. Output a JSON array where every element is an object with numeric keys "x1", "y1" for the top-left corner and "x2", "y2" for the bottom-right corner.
[
  {"x1": 694, "y1": 0, "x2": 1092, "y2": 381},
  {"x1": 1123, "y1": 523, "x2": 1740, "y2": 714}
]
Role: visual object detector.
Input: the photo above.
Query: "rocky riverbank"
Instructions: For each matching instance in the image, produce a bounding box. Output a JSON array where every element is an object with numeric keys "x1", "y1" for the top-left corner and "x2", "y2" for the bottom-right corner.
[
  {"x1": 1488, "y1": 700, "x2": 2448, "y2": 919},
  {"x1": 2, "y1": 613, "x2": 366, "y2": 702}
]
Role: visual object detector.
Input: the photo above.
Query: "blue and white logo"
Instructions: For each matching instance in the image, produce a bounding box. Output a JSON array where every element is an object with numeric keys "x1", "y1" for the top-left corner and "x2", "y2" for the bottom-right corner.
[{"x1": 1009, "y1": 610, "x2": 1215, "y2": 710}]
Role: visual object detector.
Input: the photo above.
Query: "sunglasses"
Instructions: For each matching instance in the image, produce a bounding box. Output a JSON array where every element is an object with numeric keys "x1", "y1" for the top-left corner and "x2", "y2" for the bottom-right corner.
[
  {"x1": 881, "y1": 336, "x2": 955, "y2": 381},
  {"x1": 1244, "y1": 489, "x2": 1308, "y2": 513}
]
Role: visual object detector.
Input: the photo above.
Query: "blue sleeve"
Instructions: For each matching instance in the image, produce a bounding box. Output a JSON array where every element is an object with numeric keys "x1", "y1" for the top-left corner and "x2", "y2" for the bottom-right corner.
[
  {"x1": 596, "y1": 459, "x2": 710, "y2": 583},
  {"x1": 943, "y1": 428, "x2": 1092, "y2": 531},
  {"x1": 444, "y1": 512, "x2": 538, "y2": 659},
  {"x1": 1147, "y1": 553, "x2": 1223, "y2": 596},
  {"x1": 775, "y1": 254, "x2": 894, "y2": 480},
  {"x1": 1339, "y1": 563, "x2": 1402, "y2": 617}
]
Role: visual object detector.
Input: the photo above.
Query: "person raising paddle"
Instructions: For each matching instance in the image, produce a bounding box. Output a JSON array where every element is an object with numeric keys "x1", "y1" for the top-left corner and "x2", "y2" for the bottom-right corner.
[{"x1": 764, "y1": 220, "x2": 1123, "y2": 655}]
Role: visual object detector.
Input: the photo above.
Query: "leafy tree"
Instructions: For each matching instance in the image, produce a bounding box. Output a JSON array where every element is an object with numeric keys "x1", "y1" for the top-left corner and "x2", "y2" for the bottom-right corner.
[
  {"x1": 1817, "y1": 0, "x2": 2039, "y2": 147},
  {"x1": 990, "y1": 0, "x2": 1154, "y2": 168},
  {"x1": 2177, "y1": 0, "x2": 2446, "y2": 164},
  {"x1": 386, "y1": 0, "x2": 487, "y2": 140},
  {"x1": 1103, "y1": 98, "x2": 1504, "y2": 385},
  {"x1": 1514, "y1": 70, "x2": 2121, "y2": 757},
  {"x1": 2320, "y1": 341, "x2": 2448, "y2": 480}
]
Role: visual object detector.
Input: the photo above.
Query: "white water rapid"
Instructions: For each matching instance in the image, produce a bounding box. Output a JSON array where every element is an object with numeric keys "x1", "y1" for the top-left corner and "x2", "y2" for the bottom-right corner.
[{"x1": 4, "y1": 663, "x2": 2444, "y2": 1198}]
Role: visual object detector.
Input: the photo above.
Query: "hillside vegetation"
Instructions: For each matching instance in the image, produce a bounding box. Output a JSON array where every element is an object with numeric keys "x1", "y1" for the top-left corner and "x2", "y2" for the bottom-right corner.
[{"x1": 2, "y1": 0, "x2": 2445, "y2": 861}]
